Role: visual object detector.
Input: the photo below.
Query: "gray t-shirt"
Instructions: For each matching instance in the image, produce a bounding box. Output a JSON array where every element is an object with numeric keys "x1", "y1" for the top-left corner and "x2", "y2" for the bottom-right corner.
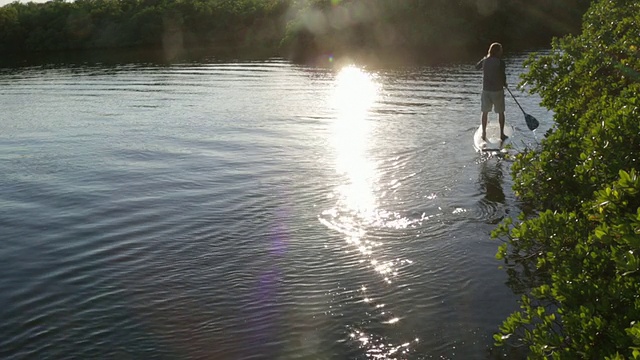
[{"x1": 475, "y1": 56, "x2": 506, "y2": 91}]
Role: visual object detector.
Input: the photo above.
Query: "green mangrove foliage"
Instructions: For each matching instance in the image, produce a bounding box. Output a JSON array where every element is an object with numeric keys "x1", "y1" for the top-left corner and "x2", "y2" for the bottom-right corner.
[
  {"x1": 0, "y1": 0, "x2": 590, "y2": 62},
  {"x1": 494, "y1": 0, "x2": 640, "y2": 357},
  {"x1": 0, "y1": 0, "x2": 290, "y2": 54}
]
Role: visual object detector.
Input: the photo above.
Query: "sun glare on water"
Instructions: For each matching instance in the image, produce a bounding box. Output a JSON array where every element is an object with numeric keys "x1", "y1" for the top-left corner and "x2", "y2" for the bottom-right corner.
[
  {"x1": 329, "y1": 66, "x2": 379, "y2": 217},
  {"x1": 320, "y1": 65, "x2": 421, "y2": 358},
  {"x1": 331, "y1": 65, "x2": 379, "y2": 121}
]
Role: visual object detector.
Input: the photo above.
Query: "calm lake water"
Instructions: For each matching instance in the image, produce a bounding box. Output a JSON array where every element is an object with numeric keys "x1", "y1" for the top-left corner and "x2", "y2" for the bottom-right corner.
[{"x1": 0, "y1": 52, "x2": 551, "y2": 359}]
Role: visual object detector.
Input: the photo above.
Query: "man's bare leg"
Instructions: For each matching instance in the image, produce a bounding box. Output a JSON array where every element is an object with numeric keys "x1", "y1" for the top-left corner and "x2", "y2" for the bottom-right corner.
[
  {"x1": 481, "y1": 112, "x2": 488, "y2": 141},
  {"x1": 499, "y1": 112, "x2": 507, "y2": 140}
]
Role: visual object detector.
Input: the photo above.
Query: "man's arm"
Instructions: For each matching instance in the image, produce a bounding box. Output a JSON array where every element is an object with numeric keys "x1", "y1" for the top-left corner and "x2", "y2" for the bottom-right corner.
[
  {"x1": 475, "y1": 57, "x2": 485, "y2": 70},
  {"x1": 500, "y1": 59, "x2": 507, "y2": 87}
]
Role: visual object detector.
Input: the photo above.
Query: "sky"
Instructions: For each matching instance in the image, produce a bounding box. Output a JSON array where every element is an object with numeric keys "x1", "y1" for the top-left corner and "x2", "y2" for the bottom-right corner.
[{"x1": 1, "y1": 0, "x2": 51, "y2": 6}]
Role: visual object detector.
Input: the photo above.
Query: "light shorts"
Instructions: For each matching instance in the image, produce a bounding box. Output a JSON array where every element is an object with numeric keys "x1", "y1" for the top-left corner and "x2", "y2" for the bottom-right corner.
[{"x1": 481, "y1": 90, "x2": 505, "y2": 113}]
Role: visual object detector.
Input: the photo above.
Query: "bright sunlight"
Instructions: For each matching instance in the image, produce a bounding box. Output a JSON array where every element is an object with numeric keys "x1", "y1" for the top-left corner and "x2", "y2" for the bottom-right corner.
[{"x1": 330, "y1": 65, "x2": 379, "y2": 218}]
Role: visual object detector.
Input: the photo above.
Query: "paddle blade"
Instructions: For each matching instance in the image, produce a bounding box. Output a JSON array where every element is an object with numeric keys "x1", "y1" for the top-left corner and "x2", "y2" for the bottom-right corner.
[{"x1": 525, "y1": 113, "x2": 539, "y2": 130}]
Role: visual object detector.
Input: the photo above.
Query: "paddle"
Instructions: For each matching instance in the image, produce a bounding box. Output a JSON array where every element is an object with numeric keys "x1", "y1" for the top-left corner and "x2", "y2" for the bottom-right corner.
[{"x1": 505, "y1": 86, "x2": 539, "y2": 131}]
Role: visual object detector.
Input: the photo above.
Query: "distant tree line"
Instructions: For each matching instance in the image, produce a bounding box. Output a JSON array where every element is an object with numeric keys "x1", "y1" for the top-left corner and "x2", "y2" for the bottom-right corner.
[
  {"x1": 0, "y1": 0, "x2": 592, "y2": 62},
  {"x1": 0, "y1": 0, "x2": 289, "y2": 57}
]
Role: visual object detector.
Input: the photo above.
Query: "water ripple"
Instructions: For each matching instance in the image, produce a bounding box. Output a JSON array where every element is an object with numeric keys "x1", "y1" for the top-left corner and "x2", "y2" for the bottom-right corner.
[{"x1": 0, "y1": 54, "x2": 548, "y2": 359}]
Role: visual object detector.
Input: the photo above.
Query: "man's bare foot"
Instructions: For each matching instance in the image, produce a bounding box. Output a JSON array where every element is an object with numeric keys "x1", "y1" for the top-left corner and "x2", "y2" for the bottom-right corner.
[{"x1": 500, "y1": 134, "x2": 509, "y2": 141}]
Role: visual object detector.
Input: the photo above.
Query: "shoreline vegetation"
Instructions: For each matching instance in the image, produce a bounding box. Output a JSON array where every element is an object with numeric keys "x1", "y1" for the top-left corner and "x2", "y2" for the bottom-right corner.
[
  {"x1": 494, "y1": 0, "x2": 640, "y2": 357},
  {"x1": 0, "y1": 0, "x2": 590, "y2": 67}
]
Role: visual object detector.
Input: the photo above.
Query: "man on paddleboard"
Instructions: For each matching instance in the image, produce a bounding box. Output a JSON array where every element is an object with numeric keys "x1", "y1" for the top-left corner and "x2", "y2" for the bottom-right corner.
[{"x1": 475, "y1": 42, "x2": 507, "y2": 142}]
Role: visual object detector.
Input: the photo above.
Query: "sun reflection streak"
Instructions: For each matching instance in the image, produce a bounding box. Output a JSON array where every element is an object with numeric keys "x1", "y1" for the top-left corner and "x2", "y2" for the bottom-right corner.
[
  {"x1": 330, "y1": 65, "x2": 380, "y2": 218},
  {"x1": 320, "y1": 66, "x2": 420, "y2": 358},
  {"x1": 331, "y1": 65, "x2": 379, "y2": 121},
  {"x1": 321, "y1": 65, "x2": 420, "y2": 281}
]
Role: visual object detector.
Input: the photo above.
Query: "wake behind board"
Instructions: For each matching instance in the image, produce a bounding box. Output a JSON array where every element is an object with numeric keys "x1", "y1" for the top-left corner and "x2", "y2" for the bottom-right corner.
[{"x1": 473, "y1": 122, "x2": 514, "y2": 153}]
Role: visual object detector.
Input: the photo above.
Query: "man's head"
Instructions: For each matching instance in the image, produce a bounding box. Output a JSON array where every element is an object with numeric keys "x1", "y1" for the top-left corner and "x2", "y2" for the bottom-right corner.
[{"x1": 488, "y1": 42, "x2": 503, "y2": 57}]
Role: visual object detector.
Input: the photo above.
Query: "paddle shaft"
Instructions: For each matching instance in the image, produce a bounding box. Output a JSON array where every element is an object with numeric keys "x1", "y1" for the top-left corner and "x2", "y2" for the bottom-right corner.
[{"x1": 505, "y1": 86, "x2": 526, "y2": 115}]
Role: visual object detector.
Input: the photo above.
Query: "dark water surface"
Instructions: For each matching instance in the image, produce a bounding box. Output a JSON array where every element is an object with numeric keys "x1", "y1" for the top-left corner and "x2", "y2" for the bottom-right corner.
[{"x1": 0, "y1": 54, "x2": 551, "y2": 359}]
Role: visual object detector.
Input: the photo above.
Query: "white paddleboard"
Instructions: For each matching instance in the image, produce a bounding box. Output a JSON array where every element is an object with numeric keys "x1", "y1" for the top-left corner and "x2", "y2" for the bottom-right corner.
[{"x1": 473, "y1": 122, "x2": 514, "y2": 153}]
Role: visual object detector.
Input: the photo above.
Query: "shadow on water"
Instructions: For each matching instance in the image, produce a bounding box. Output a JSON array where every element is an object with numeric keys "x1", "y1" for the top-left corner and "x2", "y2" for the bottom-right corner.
[
  {"x1": 477, "y1": 159, "x2": 532, "y2": 360},
  {"x1": 477, "y1": 158, "x2": 509, "y2": 225},
  {"x1": 480, "y1": 160, "x2": 505, "y2": 204},
  {"x1": 478, "y1": 156, "x2": 547, "y2": 299},
  {"x1": 0, "y1": 46, "x2": 278, "y2": 68}
]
